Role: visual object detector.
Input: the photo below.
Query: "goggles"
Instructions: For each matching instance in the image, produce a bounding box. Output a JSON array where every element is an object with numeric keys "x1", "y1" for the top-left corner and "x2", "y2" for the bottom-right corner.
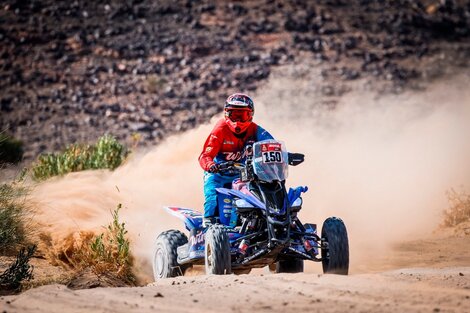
[{"x1": 225, "y1": 109, "x2": 252, "y2": 122}]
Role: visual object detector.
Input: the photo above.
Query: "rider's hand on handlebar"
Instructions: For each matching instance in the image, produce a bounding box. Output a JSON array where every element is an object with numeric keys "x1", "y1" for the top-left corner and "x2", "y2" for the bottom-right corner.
[{"x1": 208, "y1": 163, "x2": 219, "y2": 173}]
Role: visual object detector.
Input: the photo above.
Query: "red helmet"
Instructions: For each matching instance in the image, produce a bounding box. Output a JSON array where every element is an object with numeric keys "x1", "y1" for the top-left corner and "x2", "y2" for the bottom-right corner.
[{"x1": 224, "y1": 93, "x2": 254, "y2": 134}]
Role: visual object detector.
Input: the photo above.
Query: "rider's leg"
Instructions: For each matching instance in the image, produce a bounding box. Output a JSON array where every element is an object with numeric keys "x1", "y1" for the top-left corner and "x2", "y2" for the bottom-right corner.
[
  {"x1": 203, "y1": 173, "x2": 234, "y2": 226},
  {"x1": 203, "y1": 172, "x2": 220, "y2": 223}
]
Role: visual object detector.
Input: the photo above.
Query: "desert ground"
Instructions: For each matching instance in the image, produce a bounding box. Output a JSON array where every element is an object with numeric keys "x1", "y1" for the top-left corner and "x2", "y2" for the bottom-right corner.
[{"x1": 2, "y1": 233, "x2": 469, "y2": 313}]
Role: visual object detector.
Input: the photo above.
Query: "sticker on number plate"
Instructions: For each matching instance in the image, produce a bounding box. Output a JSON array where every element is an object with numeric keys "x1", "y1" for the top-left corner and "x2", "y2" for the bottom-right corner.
[{"x1": 261, "y1": 143, "x2": 283, "y2": 163}]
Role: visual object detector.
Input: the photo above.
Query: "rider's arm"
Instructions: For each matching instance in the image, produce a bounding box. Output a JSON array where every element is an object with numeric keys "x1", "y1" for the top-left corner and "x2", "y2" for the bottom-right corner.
[
  {"x1": 198, "y1": 133, "x2": 222, "y2": 171},
  {"x1": 256, "y1": 125, "x2": 274, "y2": 141}
]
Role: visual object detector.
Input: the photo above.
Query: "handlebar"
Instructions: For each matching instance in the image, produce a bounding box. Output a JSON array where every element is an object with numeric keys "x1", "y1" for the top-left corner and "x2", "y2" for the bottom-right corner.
[
  {"x1": 215, "y1": 152, "x2": 304, "y2": 175},
  {"x1": 216, "y1": 161, "x2": 245, "y2": 175}
]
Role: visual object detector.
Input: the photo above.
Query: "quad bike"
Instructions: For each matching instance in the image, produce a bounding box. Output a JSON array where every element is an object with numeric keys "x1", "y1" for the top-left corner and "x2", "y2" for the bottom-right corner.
[{"x1": 153, "y1": 139, "x2": 349, "y2": 279}]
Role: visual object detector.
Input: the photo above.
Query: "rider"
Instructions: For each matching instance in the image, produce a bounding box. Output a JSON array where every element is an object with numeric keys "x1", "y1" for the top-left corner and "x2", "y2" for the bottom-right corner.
[{"x1": 198, "y1": 93, "x2": 274, "y2": 226}]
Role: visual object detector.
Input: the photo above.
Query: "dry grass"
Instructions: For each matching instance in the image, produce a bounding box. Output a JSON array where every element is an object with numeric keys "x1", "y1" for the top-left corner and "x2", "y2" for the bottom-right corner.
[
  {"x1": 442, "y1": 188, "x2": 470, "y2": 227},
  {"x1": 40, "y1": 204, "x2": 136, "y2": 285}
]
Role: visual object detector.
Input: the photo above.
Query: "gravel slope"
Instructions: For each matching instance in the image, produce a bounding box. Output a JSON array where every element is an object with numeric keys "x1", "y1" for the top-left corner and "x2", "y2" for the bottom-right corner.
[{"x1": 1, "y1": 0, "x2": 469, "y2": 159}]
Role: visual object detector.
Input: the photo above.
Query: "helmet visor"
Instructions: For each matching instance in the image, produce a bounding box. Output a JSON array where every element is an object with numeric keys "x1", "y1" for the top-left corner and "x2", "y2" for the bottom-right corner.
[{"x1": 226, "y1": 109, "x2": 252, "y2": 122}]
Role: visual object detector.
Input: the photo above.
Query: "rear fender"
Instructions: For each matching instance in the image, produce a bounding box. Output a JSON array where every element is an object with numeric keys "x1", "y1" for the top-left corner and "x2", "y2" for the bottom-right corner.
[{"x1": 164, "y1": 206, "x2": 203, "y2": 231}]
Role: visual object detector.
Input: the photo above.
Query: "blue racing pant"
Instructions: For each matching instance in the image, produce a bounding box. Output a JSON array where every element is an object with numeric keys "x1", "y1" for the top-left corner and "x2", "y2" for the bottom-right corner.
[{"x1": 203, "y1": 172, "x2": 236, "y2": 219}]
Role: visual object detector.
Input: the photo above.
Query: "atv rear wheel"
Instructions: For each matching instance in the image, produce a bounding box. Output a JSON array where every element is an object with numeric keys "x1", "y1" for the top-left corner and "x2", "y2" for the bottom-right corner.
[
  {"x1": 153, "y1": 230, "x2": 189, "y2": 280},
  {"x1": 275, "y1": 258, "x2": 304, "y2": 273},
  {"x1": 321, "y1": 217, "x2": 349, "y2": 275},
  {"x1": 205, "y1": 225, "x2": 231, "y2": 275}
]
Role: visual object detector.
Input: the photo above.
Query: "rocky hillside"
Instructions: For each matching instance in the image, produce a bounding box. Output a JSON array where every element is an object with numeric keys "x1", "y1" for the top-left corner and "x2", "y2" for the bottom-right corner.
[{"x1": 1, "y1": 0, "x2": 469, "y2": 159}]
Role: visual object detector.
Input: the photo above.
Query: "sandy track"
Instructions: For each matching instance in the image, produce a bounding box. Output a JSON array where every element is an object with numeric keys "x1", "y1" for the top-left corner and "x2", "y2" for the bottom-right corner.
[
  {"x1": 2, "y1": 267, "x2": 469, "y2": 313},
  {"x1": 2, "y1": 235, "x2": 470, "y2": 313}
]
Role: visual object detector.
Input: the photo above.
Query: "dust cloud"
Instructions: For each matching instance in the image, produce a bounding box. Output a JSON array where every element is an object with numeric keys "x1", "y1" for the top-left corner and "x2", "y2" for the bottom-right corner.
[
  {"x1": 255, "y1": 68, "x2": 470, "y2": 271},
  {"x1": 30, "y1": 124, "x2": 213, "y2": 281},
  {"x1": 29, "y1": 67, "x2": 470, "y2": 279}
]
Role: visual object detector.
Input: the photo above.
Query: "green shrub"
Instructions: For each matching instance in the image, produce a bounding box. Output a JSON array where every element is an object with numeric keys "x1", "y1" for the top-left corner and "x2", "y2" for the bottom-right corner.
[
  {"x1": 0, "y1": 183, "x2": 31, "y2": 254},
  {"x1": 31, "y1": 135, "x2": 128, "y2": 181},
  {"x1": 81, "y1": 204, "x2": 135, "y2": 283},
  {"x1": 0, "y1": 132, "x2": 23, "y2": 165},
  {"x1": 0, "y1": 245, "x2": 36, "y2": 293},
  {"x1": 443, "y1": 188, "x2": 470, "y2": 227}
]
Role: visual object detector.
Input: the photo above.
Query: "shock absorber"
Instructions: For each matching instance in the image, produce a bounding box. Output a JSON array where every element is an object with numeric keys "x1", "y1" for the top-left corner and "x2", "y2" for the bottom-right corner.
[{"x1": 239, "y1": 217, "x2": 249, "y2": 234}]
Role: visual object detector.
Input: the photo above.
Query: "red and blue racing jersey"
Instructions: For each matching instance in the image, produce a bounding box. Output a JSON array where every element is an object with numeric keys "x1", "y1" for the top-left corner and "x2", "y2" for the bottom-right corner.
[{"x1": 198, "y1": 118, "x2": 273, "y2": 173}]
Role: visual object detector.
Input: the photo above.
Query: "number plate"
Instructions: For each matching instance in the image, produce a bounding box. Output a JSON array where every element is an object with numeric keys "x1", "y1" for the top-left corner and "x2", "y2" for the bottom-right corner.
[{"x1": 261, "y1": 143, "x2": 283, "y2": 163}]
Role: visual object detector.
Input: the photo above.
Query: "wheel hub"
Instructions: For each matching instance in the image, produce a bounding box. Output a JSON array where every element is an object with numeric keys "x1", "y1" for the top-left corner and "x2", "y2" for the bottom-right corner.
[{"x1": 155, "y1": 248, "x2": 165, "y2": 277}]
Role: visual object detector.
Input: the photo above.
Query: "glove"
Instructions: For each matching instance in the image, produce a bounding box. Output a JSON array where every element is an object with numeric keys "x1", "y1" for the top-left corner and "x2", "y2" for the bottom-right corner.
[{"x1": 207, "y1": 163, "x2": 219, "y2": 173}]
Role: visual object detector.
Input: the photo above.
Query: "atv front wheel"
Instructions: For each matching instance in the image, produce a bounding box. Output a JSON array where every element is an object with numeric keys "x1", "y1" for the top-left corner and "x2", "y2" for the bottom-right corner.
[
  {"x1": 275, "y1": 258, "x2": 304, "y2": 273},
  {"x1": 321, "y1": 217, "x2": 349, "y2": 275},
  {"x1": 153, "y1": 230, "x2": 189, "y2": 280},
  {"x1": 205, "y1": 225, "x2": 231, "y2": 275}
]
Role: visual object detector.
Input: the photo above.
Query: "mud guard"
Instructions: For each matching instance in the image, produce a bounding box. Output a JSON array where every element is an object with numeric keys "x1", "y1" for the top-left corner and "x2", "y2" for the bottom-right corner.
[
  {"x1": 287, "y1": 186, "x2": 308, "y2": 206},
  {"x1": 164, "y1": 206, "x2": 203, "y2": 231}
]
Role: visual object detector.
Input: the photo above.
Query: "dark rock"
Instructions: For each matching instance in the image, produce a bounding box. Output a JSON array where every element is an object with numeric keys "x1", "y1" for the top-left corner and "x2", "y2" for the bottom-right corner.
[
  {"x1": 319, "y1": 22, "x2": 344, "y2": 35},
  {"x1": 228, "y1": 3, "x2": 247, "y2": 16},
  {"x1": 199, "y1": 4, "x2": 215, "y2": 13},
  {"x1": 285, "y1": 13, "x2": 311, "y2": 32},
  {"x1": 137, "y1": 124, "x2": 153, "y2": 132},
  {"x1": 342, "y1": 36, "x2": 359, "y2": 50},
  {"x1": 340, "y1": 67, "x2": 360, "y2": 80},
  {"x1": 364, "y1": 52, "x2": 380, "y2": 64},
  {"x1": 164, "y1": 87, "x2": 176, "y2": 98},
  {"x1": 1, "y1": 98, "x2": 13, "y2": 112},
  {"x1": 108, "y1": 103, "x2": 121, "y2": 113},
  {"x1": 190, "y1": 20, "x2": 204, "y2": 29}
]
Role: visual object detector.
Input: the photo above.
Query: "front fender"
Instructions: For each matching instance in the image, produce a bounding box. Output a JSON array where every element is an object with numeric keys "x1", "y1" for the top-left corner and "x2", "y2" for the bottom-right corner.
[{"x1": 287, "y1": 186, "x2": 308, "y2": 206}]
